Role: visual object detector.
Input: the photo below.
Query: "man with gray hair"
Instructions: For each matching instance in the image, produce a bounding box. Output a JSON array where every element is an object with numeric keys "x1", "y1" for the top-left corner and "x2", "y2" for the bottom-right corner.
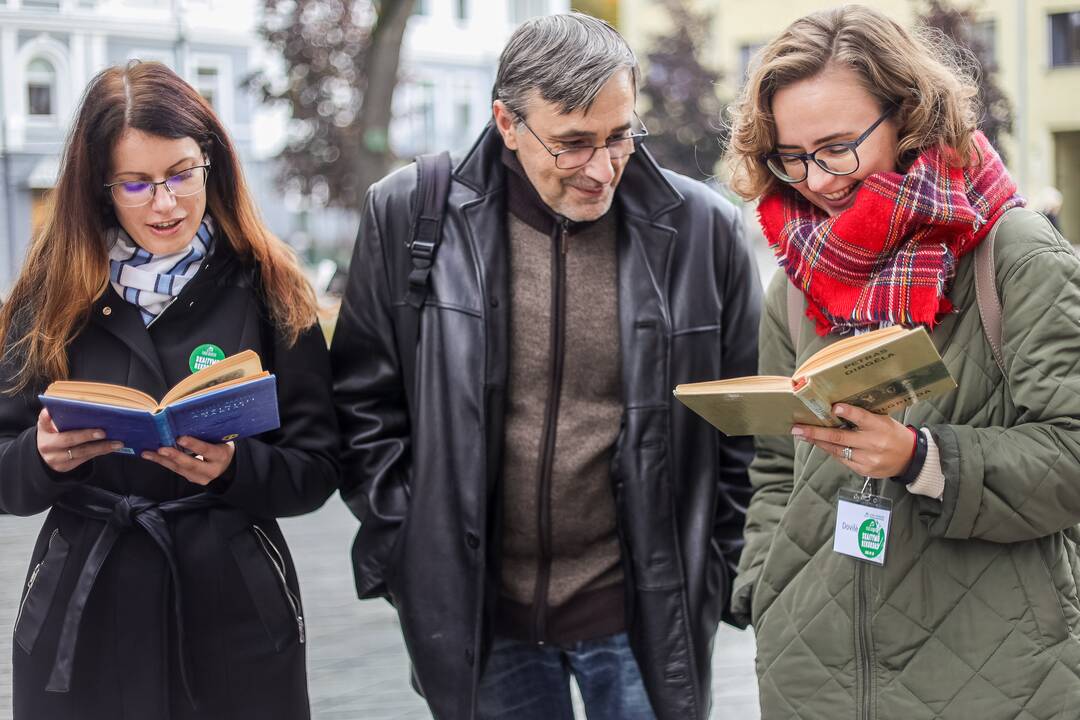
[{"x1": 332, "y1": 12, "x2": 760, "y2": 720}]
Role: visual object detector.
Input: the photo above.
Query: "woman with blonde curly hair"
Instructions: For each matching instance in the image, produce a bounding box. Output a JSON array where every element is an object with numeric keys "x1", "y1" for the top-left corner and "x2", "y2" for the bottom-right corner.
[{"x1": 727, "y1": 5, "x2": 1080, "y2": 718}]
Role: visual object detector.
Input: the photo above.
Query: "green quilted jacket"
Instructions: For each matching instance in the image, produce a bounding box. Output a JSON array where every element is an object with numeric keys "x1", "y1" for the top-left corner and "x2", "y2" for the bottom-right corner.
[{"x1": 732, "y1": 209, "x2": 1080, "y2": 720}]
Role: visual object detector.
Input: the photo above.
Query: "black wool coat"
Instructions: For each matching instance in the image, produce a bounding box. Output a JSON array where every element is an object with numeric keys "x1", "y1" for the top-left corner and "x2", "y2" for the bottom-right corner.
[
  {"x1": 0, "y1": 239, "x2": 339, "y2": 720},
  {"x1": 331, "y1": 125, "x2": 762, "y2": 720}
]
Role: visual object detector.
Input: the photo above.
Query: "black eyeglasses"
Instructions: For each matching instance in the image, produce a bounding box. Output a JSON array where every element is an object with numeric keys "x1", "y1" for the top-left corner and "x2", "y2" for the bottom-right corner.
[
  {"x1": 104, "y1": 163, "x2": 211, "y2": 207},
  {"x1": 516, "y1": 114, "x2": 649, "y2": 169},
  {"x1": 762, "y1": 108, "x2": 894, "y2": 184}
]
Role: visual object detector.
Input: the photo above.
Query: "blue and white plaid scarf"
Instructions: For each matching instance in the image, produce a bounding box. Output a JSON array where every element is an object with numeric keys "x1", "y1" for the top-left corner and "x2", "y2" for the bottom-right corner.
[{"x1": 108, "y1": 216, "x2": 215, "y2": 326}]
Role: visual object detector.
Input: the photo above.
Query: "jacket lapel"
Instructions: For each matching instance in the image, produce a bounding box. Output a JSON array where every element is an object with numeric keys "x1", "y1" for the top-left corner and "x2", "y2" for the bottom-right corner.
[
  {"x1": 615, "y1": 147, "x2": 684, "y2": 408},
  {"x1": 89, "y1": 286, "x2": 169, "y2": 395},
  {"x1": 456, "y1": 142, "x2": 510, "y2": 499},
  {"x1": 454, "y1": 124, "x2": 510, "y2": 396}
]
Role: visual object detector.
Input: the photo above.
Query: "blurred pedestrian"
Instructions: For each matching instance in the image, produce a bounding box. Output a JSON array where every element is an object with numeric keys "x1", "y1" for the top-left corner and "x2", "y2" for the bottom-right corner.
[
  {"x1": 1034, "y1": 185, "x2": 1064, "y2": 232},
  {"x1": 0, "y1": 61, "x2": 339, "y2": 719},
  {"x1": 726, "y1": 6, "x2": 1080, "y2": 719},
  {"x1": 331, "y1": 12, "x2": 761, "y2": 720}
]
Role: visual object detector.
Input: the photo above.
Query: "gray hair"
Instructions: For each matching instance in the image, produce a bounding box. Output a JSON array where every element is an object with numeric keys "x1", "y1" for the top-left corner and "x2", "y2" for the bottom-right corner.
[{"x1": 493, "y1": 12, "x2": 639, "y2": 119}]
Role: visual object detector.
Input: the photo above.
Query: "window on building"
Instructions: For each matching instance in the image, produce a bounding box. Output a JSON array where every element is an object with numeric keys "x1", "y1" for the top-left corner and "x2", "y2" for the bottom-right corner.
[
  {"x1": 416, "y1": 81, "x2": 436, "y2": 153},
  {"x1": 972, "y1": 20, "x2": 997, "y2": 69},
  {"x1": 413, "y1": 0, "x2": 428, "y2": 16},
  {"x1": 26, "y1": 58, "x2": 56, "y2": 117},
  {"x1": 454, "y1": 96, "x2": 471, "y2": 147},
  {"x1": 1050, "y1": 12, "x2": 1080, "y2": 67},
  {"x1": 456, "y1": 0, "x2": 468, "y2": 21},
  {"x1": 194, "y1": 66, "x2": 219, "y2": 109},
  {"x1": 23, "y1": 0, "x2": 61, "y2": 9},
  {"x1": 510, "y1": 0, "x2": 547, "y2": 24}
]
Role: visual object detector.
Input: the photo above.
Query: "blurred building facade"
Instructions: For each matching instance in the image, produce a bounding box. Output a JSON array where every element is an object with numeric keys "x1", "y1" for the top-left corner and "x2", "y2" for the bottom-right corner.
[
  {"x1": 0, "y1": 0, "x2": 569, "y2": 290},
  {"x1": 620, "y1": 0, "x2": 1080, "y2": 242},
  {"x1": 397, "y1": 0, "x2": 570, "y2": 157}
]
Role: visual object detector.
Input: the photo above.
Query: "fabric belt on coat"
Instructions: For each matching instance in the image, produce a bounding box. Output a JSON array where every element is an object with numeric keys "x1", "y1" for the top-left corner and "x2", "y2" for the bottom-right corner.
[{"x1": 49, "y1": 485, "x2": 223, "y2": 710}]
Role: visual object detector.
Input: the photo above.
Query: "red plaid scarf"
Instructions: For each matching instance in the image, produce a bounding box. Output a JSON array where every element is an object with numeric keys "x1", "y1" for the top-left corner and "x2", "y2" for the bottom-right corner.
[{"x1": 758, "y1": 131, "x2": 1024, "y2": 335}]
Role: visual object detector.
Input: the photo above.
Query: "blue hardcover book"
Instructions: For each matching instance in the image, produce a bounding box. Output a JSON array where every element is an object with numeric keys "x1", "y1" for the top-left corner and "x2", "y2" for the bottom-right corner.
[{"x1": 40, "y1": 350, "x2": 280, "y2": 456}]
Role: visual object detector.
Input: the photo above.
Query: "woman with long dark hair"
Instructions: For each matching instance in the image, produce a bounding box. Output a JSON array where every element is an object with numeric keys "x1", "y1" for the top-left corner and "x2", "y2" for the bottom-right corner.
[
  {"x1": 0, "y1": 61, "x2": 338, "y2": 719},
  {"x1": 726, "y1": 6, "x2": 1080, "y2": 718}
]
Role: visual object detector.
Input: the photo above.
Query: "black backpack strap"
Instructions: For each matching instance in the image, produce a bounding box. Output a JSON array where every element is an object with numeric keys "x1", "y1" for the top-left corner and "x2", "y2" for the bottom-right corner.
[
  {"x1": 397, "y1": 151, "x2": 452, "y2": 415},
  {"x1": 404, "y1": 151, "x2": 453, "y2": 310}
]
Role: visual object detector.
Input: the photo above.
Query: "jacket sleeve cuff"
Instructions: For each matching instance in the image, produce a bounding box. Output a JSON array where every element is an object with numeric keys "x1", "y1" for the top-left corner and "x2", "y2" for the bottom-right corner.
[
  {"x1": 906, "y1": 429, "x2": 944, "y2": 500},
  {"x1": 207, "y1": 438, "x2": 250, "y2": 501},
  {"x1": 917, "y1": 424, "x2": 983, "y2": 538},
  {"x1": 729, "y1": 565, "x2": 760, "y2": 629},
  {"x1": 2, "y1": 426, "x2": 87, "y2": 515},
  {"x1": 205, "y1": 442, "x2": 239, "y2": 495}
]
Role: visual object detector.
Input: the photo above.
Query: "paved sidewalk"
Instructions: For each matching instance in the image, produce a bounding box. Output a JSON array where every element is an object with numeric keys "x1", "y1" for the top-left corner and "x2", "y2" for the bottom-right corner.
[{"x1": 0, "y1": 501, "x2": 759, "y2": 719}]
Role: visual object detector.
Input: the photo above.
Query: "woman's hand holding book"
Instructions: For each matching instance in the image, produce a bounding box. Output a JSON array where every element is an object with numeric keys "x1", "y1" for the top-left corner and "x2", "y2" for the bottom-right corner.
[{"x1": 36, "y1": 408, "x2": 123, "y2": 473}]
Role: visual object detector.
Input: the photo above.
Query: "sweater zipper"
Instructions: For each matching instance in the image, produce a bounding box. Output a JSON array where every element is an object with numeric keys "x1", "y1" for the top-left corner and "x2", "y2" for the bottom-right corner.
[
  {"x1": 531, "y1": 220, "x2": 569, "y2": 645},
  {"x1": 854, "y1": 479, "x2": 876, "y2": 720}
]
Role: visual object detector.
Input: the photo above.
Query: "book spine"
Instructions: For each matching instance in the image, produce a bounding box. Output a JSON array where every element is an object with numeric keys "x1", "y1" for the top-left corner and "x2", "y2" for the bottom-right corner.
[
  {"x1": 155, "y1": 412, "x2": 177, "y2": 449},
  {"x1": 794, "y1": 380, "x2": 838, "y2": 424}
]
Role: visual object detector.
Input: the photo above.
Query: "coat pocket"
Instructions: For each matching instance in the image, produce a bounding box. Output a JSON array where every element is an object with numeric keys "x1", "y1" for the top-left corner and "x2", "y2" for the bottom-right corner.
[
  {"x1": 230, "y1": 525, "x2": 306, "y2": 652},
  {"x1": 1012, "y1": 542, "x2": 1070, "y2": 647},
  {"x1": 14, "y1": 529, "x2": 70, "y2": 655}
]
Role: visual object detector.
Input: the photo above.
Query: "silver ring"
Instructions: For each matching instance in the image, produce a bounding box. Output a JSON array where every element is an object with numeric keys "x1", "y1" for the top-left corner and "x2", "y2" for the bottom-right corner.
[
  {"x1": 67, "y1": 449, "x2": 73, "y2": 461},
  {"x1": 841, "y1": 447, "x2": 853, "y2": 461}
]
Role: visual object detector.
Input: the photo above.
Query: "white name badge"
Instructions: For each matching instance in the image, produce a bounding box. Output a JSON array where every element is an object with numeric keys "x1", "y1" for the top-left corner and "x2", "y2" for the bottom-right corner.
[{"x1": 833, "y1": 488, "x2": 892, "y2": 566}]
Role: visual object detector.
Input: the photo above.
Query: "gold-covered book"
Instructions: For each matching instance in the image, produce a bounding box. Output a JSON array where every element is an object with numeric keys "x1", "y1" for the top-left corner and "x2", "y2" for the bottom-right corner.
[{"x1": 673, "y1": 325, "x2": 957, "y2": 436}]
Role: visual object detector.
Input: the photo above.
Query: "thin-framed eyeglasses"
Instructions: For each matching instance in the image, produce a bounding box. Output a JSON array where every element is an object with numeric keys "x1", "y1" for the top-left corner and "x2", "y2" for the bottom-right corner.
[
  {"x1": 516, "y1": 114, "x2": 649, "y2": 170},
  {"x1": 104, "y1": 163, "x2": 211, "y2": 207},
  {"x1": 762, "y1": 108, "x2": 894, "y2": 184}
]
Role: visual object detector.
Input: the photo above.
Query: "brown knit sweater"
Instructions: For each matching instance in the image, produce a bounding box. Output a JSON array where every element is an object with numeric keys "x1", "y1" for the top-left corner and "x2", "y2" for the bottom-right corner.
[{"x1": 496, "y1": 151, "x2": 625, "y2": 646}]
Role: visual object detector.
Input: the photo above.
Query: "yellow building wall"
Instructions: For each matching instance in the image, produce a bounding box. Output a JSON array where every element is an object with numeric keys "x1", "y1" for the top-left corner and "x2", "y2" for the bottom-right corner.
[{"x1": 619, "y1": 0, "x2": 1080, "y2": 240}]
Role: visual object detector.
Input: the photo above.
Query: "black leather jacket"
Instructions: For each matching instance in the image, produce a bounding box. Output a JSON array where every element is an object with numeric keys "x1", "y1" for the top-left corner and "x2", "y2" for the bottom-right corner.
[{"x1": 331, "y1": 125, "x2": 762, "y2": 720}]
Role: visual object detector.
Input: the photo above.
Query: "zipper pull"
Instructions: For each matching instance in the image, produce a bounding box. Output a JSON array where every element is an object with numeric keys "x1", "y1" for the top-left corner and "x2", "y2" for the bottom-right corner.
[
  {"x1": 297, "y1": 615, "x2": 306, "y2": 644},
  {"x1": 560, "y1": 221, "x2": 569, "y2": 255}
]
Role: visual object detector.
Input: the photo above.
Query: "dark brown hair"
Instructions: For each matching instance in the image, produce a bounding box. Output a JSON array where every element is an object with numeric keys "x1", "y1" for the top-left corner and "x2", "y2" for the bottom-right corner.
[{"x1": 1, "y1": 61, "x2": 317, "y2": 393}]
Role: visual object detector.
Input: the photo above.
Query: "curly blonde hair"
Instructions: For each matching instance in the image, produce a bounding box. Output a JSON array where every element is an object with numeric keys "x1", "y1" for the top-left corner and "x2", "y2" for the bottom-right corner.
[{"x1": 726, "y1": 4, "x2": 981, "y2": 201}]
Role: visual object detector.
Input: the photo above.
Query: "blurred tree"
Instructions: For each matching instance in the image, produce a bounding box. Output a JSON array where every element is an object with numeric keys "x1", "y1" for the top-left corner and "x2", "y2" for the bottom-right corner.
[
  {"x1": 571, "y1": 0, "x2": 617, "y2": 26},
  {"x1": 249, "y1": 0, "x2": 414, "y2": 209},
  {"x1": 638, "y1": 0, "x2": 726, "y2": 179},
  {"x1": 915, "y1": 0, "x2": 1014, "y2": 163}
]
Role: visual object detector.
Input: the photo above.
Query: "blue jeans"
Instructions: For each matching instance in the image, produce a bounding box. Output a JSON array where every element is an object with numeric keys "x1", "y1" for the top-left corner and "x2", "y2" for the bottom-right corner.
[{"x1": 477, "y1": 633, "x2": 657, "y2": 720}]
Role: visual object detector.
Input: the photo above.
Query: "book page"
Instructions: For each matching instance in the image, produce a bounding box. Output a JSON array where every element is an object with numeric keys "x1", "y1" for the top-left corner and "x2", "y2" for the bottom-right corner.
[
  {"x1": 675, "y1": 385, "x2": 827, "y2": 436},
  {"x1": 159, "y1": 349, "x2": 264, "y2": 408},
  {"x1": 794, "y1": 325, "x2": 909, "y2": 378},
  {"x1": 44, "y1": 381, "x2": 157, "y2": 410},
  {"x1": 673, "y1": 376, "x2": 792, "y2": 394}
]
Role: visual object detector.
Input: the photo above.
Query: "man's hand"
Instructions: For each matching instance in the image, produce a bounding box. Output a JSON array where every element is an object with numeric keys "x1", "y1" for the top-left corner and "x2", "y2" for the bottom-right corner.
[
  {"x1": 142, "y1": 436, "x2": 235, "y2": 486},
  {"x1": 791, "y1": 404, "x2": 915, "y2": 479},
  {"x1": 37, "y1": 409, "x2": 122, "y2": 473}
]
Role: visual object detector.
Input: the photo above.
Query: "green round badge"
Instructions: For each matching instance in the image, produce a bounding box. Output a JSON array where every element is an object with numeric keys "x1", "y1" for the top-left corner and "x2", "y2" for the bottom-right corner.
[
  {"x1": 858, "y1": 518, "x2": 885, "y2": 559},
  {"x1": 189, "y1": 343, "x2": 225, "y2": 373}
]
